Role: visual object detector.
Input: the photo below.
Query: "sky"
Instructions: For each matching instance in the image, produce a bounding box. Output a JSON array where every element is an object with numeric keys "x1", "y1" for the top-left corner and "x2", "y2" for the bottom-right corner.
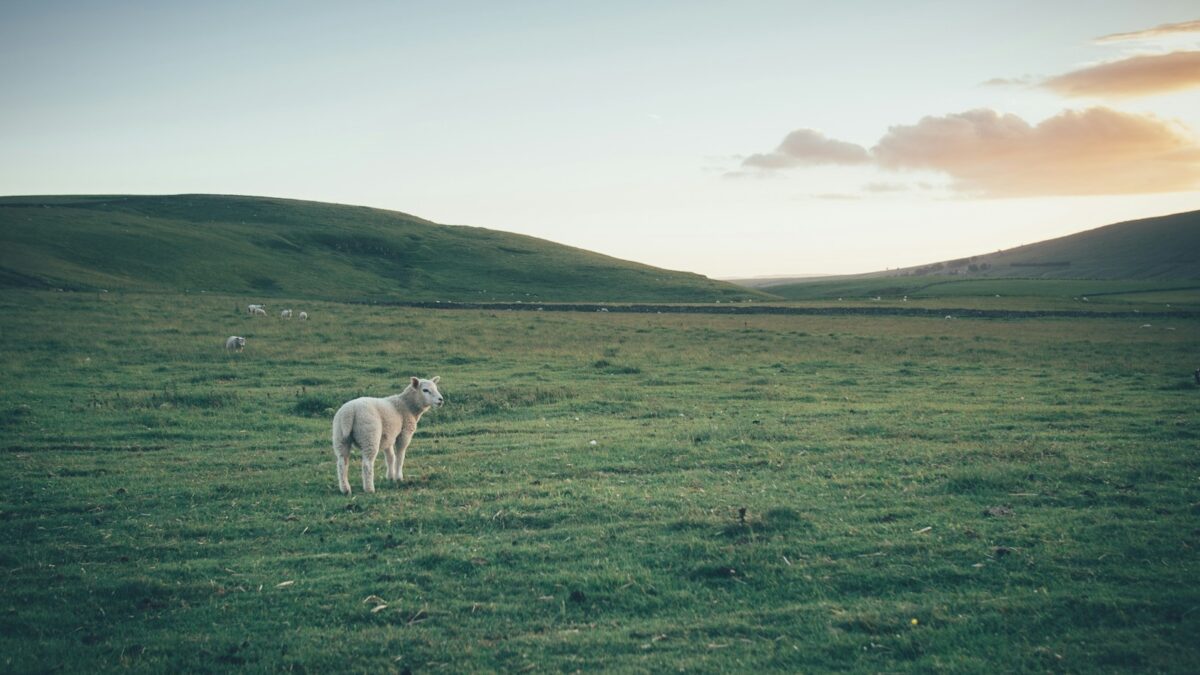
[{"x1": 2, "y1": 1, "x2": 1198, "y2": 278}]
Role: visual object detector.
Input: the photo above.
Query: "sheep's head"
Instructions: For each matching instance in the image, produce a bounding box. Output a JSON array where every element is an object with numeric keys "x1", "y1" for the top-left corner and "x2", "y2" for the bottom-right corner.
[
  {"x1": 235, "y1": 337, "x2": 246, "y2": 348},
  {"x1": 411, "y1": 376, "x2": 444, "y2": 408}
]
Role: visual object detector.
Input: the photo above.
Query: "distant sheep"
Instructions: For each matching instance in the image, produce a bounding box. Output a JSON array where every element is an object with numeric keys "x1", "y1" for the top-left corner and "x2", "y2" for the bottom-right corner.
[
  {"x1": 251, "y1": 307, "x2": 267, "y2": 317},
  {"x1": 281, "y1": 309, "x2": 293, "y2": 319},
  {"x1": 299, "y1": 311, "x2": 308, "y2": 320},
  {"x1": 331, "y1": 376, "x2": 444, "y2": 494},
  {"x1": 247, "y1": 304, "x2": 265, "y2": 315},
  {"x1": 224, "y1": 336, "x2": 246, "y2": 352}
]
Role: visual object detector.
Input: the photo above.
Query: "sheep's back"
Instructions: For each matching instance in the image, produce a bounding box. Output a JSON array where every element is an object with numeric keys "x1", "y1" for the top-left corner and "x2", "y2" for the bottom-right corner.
[{"x1": 334, "y1": 396, "x2": 405, "y2": 437}]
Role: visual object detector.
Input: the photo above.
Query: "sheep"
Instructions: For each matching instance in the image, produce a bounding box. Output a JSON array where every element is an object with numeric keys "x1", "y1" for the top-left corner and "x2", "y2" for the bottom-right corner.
[
  {"x1": 299, "y1": 311, "x2": 308, "y2": 320},
  {"x1": 247, "y1": 303, "x2": 265, "y2": 315},
  {"x1": 331, "y1": 376, "x2": 444, "y2": 494},
  {"x1": 224, "y1": 336, "x2": 246, "y2": 352},
  {"x1": 281, "y1": 309, "x2": 293, "y2": 319},
  {"x1": 251, "y1": 307, "x2": 267, "y2": 317}
]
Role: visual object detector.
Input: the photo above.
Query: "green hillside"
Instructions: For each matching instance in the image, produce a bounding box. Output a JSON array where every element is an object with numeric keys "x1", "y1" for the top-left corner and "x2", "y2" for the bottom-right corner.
[
  {"x1": 758, "y1": 209, "x2": 1200, "y2": 301},
  {"x1": 0, "y1": 194, "x2": 767, "y2": 303},
  {"x1": 888, "y1": 209, "x2": 1200, "y2": 280}
]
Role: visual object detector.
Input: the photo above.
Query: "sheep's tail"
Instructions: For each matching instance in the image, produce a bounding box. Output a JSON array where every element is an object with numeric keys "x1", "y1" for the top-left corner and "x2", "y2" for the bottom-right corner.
[{"x1": 332, "y1": 404, "x2": 355, "y2": 450}]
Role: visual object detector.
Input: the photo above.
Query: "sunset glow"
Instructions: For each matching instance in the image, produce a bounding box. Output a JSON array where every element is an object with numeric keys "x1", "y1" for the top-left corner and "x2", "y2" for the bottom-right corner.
[{"x1": 1, "y1": 1, "x2": 1197, "y2": 277}]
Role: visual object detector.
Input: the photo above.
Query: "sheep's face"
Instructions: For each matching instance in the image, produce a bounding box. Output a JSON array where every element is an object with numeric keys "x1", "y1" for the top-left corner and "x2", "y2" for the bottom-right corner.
[
  {"x1": 411, "y1": 376, "x2": 444, "y2": 408},
  {"x1": 235, "y1": 337, "x2": 246, "y2": 348}
]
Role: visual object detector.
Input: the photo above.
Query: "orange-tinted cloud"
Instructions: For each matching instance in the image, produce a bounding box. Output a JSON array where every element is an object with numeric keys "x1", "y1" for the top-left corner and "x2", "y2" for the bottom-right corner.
[
  {"x1": 741, "y1": 128, "x2": 870, "y2": 169},
  {"x1": 1042, "y1": 51, "x2": 1200, "y2": 97},
  {"x1": 872, "y1": 107, "x2": 1200, "y2": 196},
  {"x1": 1095, "y1": 18, "x2": 1200, "y2": 43},
  {"x1": 740, "y1": 107, "x2": 1200, "y2": 197}
]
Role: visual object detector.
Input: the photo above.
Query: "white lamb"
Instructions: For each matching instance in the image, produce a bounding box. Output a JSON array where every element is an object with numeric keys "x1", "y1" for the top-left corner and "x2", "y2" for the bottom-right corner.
[
  {"x1": 247, "y1": 304, "x2": 265, "y2": 315},
  {"x1": 224, "y1": 336, "x2": 246, "y2": 352},
  {"x1": 331, "y1": 376, "x2": 444, "y2": 494},
  {"x1": 251, "y1": 307, "x2": 267, "y2": 317},
  {"x1": 281, "y1": 309, "x2": 293, "y2": 319},
  {"x1": 298, "y1": 311, "x2": 308, "y2": 320}
]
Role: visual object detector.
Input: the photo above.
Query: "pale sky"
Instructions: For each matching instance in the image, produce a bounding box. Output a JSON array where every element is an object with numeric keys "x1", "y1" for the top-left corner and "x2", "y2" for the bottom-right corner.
[{"x1": 2, "y1": 1, "x2": 1198, "y2": 278}]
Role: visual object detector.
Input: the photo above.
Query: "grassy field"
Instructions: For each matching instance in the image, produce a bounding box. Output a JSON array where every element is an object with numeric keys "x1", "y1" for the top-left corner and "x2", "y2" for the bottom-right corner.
[
  {"x1": 756, "y1": 276, "x2": 1200, "y2": 312},
  {"x1": 1, "y1": 289, "x2": 1198, "y2": 672}
]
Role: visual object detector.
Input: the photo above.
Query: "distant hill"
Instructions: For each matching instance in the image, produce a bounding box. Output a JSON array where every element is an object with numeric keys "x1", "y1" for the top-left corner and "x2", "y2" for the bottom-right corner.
[
  {"x1": 0, "y1": 194, "x2": 769, "y2": 303},
  {"x1": 751, "y1": 209, "x2": 1200, "y2": 294},
  {"x1": 882, "y1": 209, "x2": 1200, "y2": 281}
]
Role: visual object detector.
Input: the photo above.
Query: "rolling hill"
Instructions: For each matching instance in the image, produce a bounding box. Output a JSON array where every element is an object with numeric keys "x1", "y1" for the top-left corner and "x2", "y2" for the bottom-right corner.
[
  {"x1": 883, "y1": 209, "x2": 1200, "y2": 280},
  {"x1": 747, "y1": 209, "x2": 1200, "y2": 299},
  {"x1": 0, "y1": 194, "x2": 768, "y2": 303}
]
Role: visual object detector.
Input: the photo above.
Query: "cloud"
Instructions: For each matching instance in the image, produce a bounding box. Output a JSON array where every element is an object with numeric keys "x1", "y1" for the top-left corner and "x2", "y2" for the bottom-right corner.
[
  {"x1": 1041, "y1": 51, "x2": 1200, "y2": 97},
  {"x1": 981, "y1": 76, "x2": 1034, "y2": 87},
  {"x1": 1095, "y1": 18, "x2": 1200, "y2": 43},
  {"x1": 738, "y1": 107, "x2": 1200, "y2": 197},
  {"x1": 861, "y1": 182, "x2": 909, "y2": 193},
  {"x1": 872, "y1": 107, "x2": 1200, "y2": 196},
  {"x1": 741, "y1": 129, "x2": 871, "y2": 170}
]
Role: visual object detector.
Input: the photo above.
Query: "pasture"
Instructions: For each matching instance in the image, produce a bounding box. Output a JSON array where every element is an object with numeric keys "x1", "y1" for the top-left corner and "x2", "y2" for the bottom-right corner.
[
  {"x1": 1, "y1": 289, "x2": 1198, "y2": 672},
  {"x1": 751, "y1": 276, "x2": 1200, "y2": 312}
]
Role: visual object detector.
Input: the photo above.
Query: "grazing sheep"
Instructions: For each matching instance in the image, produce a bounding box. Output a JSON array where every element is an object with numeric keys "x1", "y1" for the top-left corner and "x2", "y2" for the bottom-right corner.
[
  {"x1": 281, "y1": 309, "x2": 293, "y2": 319},
  {"x1": 224, "y1": 336, "x2": 246, "y2": 352},
  {"x1": 251, "y1": 307, "x2": 267, "y2": 317},
  {"x1": 299, "y1": 311, "x2": 308, "y2": 320},
  {"x1": 331, "y1": 376, "x2": 444, "y2": 494},
  {"x1": 247, "y1": 304, "x2": 265, "y2": 315}
]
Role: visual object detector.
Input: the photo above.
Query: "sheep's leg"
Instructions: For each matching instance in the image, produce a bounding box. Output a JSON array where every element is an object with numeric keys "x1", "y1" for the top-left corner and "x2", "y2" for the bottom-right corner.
[
  {"x1": 395, "y1": 430, "x2": 415, "y2": 481},
  {"x1": 360, "y1": 443, "x2": 379, "y2": 493},
  {"x1": 333, "y1": 439, "x2": 353, "y2": 495},
  {"x1": 383, "y1": 444, "x2": 398, "y2": 481}
]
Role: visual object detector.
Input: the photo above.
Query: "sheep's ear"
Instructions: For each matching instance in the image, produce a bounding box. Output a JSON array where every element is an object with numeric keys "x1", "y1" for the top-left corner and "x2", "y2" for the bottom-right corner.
[
  {"x1": 431, "y1": 376, "x2": 440, "y2": 383},
  {"x1": 411, "y1": 376, "x2": 420, "y2": 388}
]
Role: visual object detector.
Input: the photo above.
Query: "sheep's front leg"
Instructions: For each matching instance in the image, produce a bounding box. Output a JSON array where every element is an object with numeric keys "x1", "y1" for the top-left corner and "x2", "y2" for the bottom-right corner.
[
  {"x1": 383, "y1": 444, "x2": 398, "y2": 481},
  {"x1": 395, "y1": 429, "x2": 415, "y2": 481},
  {"x1": 361, "y1": 444, "x2": 380, "y2": 493}
]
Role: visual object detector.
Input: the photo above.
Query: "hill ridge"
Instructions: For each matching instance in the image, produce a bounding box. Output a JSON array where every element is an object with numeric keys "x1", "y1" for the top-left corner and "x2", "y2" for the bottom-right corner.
[
  {"x1": 0, "y1": 194, "x2": 768, "y2": 303},
  {"x1": 741, "y1": 209, "x2": 1200, "y2": 289}
]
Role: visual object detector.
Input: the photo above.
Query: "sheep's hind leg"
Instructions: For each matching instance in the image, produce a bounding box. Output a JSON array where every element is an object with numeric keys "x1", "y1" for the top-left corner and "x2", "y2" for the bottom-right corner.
[
  {"x1": 383, "y1": 444, "x2": 398, "y2": 482},
  {"x1": 333, "y1": 440, "x2": 353, "y2": 495},
  {"x1": 360, "y1": 443, "x2": 380, "y2": 493}
]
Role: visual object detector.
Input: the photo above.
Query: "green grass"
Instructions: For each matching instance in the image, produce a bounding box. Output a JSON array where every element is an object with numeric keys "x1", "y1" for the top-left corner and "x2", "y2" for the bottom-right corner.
[
  {"x1": 2, "y1": 289, "x2": 1199, "y2": 672},
  {"x1": 0, "y1": 195, "x2": 768, "y2": 303},
  {"x1": 759, "y1": 277, "x2": 1200, "y2": 311}
]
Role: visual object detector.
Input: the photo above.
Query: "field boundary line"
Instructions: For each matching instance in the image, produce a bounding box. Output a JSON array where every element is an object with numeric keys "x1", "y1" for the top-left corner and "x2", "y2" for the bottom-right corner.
[{"x1": 376, "y1": 301, "x2": 1200, "y2": 320}]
